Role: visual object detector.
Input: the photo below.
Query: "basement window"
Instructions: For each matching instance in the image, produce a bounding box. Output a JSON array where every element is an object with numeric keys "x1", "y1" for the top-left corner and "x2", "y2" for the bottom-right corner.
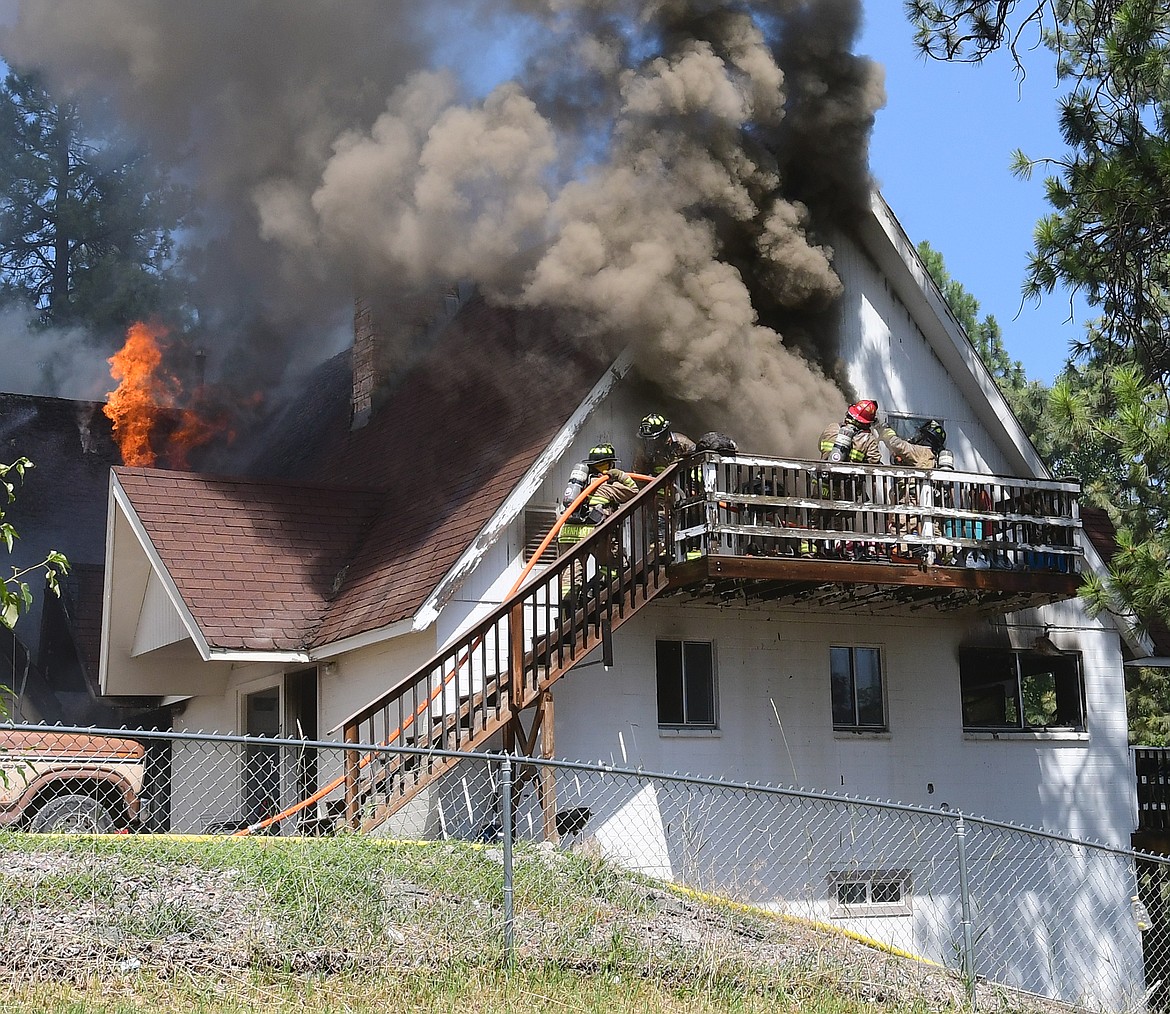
[
  {"x1": 656, "y1": 640, "x2": 717, "y2": 729},
  {"x1": 523, "y1": 507, "x2": 560, "y2": 564},
  {"x1": 829, "y1": 870, "x2": 912, "y2": 917},
  {"x1": 959, "y1": 648, "x2": 1085, "y2": 732}
]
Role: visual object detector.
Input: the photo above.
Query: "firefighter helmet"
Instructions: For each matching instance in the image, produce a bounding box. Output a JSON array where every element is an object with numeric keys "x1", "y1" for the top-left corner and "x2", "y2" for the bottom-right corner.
[
  {"x1": 846, "y1": 400, "x2": 878, "y2": 428},
  {"x1": 915, "y1": 419, "x2": 947, "y2": 453},
  {"x1": 586, "y1": 442, "x2": 618, "y2": 468},
  {"x1": 638, "y1": 413, "x2": 670, "y2": 440}
]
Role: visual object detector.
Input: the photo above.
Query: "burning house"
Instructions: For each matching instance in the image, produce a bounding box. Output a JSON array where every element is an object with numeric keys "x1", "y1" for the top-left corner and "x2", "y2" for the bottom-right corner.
[
  {"x1": 0, "y1": 393, "x2": 161, "y2": 726},
  {"x1": 0, "y1": 0, "x2": 1155, "y2": 1003}
]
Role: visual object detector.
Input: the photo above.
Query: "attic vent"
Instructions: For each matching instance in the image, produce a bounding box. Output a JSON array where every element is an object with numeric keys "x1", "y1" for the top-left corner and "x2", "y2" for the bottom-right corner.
[{"x1": 524, "y1": 507, "x2": 560, "y2": 564}]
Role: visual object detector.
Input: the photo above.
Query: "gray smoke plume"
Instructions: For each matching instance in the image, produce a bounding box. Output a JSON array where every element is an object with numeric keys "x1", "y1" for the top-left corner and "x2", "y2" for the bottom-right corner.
[{"x1": 0, "y1": 0, "x2": 884, "y2": 454}]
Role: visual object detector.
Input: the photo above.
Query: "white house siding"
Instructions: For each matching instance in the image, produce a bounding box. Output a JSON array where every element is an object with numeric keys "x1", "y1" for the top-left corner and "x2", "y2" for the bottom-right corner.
[
  {"x1": 548, "y1": 600, "x2": 1131, "y2": 842},
  {"x1": 831, "y1": 235, "x2": 1016, "y2": 477},
  {"x1": 539, "y1": 597, "x2": 1140, "y2": 1007}
]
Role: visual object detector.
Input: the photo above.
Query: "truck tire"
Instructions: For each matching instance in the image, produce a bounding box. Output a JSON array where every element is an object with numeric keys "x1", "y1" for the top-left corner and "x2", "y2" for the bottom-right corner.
[{"x1": 30, "y1": 793, "x2": 116, "y2": 833}]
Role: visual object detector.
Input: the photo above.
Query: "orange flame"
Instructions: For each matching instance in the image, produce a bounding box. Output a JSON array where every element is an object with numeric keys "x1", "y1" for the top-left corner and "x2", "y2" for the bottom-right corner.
[
  {"x1": 104, "y1": 321, "x2": 169, "y2": 467},
  {"x1": 104, "y1": 321, "x2": 233, "y2": 469}
]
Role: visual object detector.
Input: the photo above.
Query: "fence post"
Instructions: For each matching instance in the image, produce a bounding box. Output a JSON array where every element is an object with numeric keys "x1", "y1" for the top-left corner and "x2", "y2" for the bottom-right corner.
[
  {"x1": 954, "y1": 812, "x2": 977, "y2": 1008},
  {"x1": 501, "y1": 754, "x2": 515, "y2": 969}
]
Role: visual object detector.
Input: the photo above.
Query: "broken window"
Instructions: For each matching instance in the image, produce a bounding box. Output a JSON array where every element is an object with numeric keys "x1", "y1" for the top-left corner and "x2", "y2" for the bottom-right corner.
[
  {"x1": 830, "y1": 646, "x2": 886, "y2": 731},
  {"x1": 959, "y1": 648, "x2": 1085, "y2": 732},
  {"x1": 656, "y1": 640, "x2": 716, "y2": 728}
]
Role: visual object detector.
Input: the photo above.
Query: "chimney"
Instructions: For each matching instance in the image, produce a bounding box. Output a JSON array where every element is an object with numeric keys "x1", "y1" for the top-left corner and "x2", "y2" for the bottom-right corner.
[
  {"x1": 352, "y1": 296, "x2": 379, "y2": 430},
  {"x1": 352, "y1": 284, "x2": 471, "y2": 428}
]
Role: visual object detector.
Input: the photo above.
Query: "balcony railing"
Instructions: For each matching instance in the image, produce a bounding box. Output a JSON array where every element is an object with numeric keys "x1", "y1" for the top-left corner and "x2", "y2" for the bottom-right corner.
[{"x1": 670, "y1": 454, "x2": 1082, "y2": 574}]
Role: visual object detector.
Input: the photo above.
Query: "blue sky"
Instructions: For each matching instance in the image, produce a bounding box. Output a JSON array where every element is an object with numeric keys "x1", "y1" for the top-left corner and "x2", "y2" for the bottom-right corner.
[{"x1": 858, "y1": 11, "x2": 1081, "y2": 385}]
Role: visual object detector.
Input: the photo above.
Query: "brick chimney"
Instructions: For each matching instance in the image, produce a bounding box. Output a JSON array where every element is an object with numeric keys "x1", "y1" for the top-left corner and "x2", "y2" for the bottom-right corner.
[
  {"x1": 352, "y1": 296, "x2": 379, "y2": 430},
  {"x1": 352, "y1": 284, "x2": 472, "y2": 429}
]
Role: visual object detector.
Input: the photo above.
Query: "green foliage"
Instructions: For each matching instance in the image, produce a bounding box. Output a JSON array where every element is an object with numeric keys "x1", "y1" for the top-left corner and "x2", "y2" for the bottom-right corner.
[
  {"x1": 0, "y1": 458, "x2": 68, "y2": 630},
  {"x1": 0, "y1": 71, "x2": 190, "y2": 337},
  {"x1": 917, "y1": 240, "x2": 1029, "y2": 392},
  {"x1": 909, "y1": 4, "x2": 1170, "y2": 725},
  {"x1": 1127, "y1": 666, "x2": 1170, "y2": 744}
]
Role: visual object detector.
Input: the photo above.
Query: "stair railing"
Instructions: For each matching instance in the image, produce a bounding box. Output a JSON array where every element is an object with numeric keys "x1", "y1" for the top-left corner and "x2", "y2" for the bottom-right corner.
[{"x1": 332, "y1": 463, "x2": 680, "y2": 828}]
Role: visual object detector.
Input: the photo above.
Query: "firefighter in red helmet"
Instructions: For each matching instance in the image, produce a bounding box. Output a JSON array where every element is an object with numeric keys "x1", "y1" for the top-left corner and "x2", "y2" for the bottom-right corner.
[
  {"x1": 814, "y1": 400, "x2": 881, "y2": 561},
  {"x1": 819, "y1": 400, "x2": 881, "y2": 465}
]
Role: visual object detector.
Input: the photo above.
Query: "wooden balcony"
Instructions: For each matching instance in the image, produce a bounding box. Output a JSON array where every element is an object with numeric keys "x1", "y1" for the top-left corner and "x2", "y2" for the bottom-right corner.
[{"x1": 663, "y1": 454, "x2": 1083, "y2": 615}]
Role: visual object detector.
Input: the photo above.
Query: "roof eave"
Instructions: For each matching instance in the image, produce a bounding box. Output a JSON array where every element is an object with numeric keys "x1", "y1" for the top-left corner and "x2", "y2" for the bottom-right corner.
[
  {"x1": 410, "y1": 348, "x2": 635, "y2": 634},
  {"x1": 865, "y1": 192, "x2": 1049, "y2": 479},
  {"x1": 102, "y1": 474, "x2": 215, "y2": 671}
]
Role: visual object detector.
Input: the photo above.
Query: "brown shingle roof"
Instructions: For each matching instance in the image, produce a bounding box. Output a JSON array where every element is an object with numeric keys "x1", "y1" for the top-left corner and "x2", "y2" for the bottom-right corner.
[
  {"x1": 116, "y1": 297, "x2": 608, "y2": 652},
  {"x1": 115, "y1": 469, "x2": 382, "y2": 652},
  {"x1": 312, "y1": 297, "x2": 605, "y2": 643}
]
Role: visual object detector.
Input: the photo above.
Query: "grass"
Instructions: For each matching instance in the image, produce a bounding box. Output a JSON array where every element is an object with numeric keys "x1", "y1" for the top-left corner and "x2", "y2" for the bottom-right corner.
[
  {"x1": 0, "y1": 834, "x2": 973, "y2": 1013},
  {"x1": 1, "y1": 966, "x2": 949, "y2": 1014}
]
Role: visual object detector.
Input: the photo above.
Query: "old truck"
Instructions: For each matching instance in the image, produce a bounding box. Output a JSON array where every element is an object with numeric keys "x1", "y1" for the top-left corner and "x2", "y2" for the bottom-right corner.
[{"x1": 0, "y1": 729, "x2": 148, "y2": 832}]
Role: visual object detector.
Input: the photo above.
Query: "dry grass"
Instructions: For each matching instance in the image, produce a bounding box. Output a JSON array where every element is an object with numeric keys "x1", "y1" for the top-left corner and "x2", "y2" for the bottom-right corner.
[{"x1": 0, "y1": 835, "x2": 1041, "y2": 1014}]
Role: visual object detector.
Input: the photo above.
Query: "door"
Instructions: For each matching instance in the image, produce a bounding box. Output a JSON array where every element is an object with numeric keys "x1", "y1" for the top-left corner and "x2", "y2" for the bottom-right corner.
[
  {"x1": 243, "y1": 686, "x2": 281, "y2": 825},
  {"x1": 285, "y1": 668, "x2": 319, "y2": 827}
]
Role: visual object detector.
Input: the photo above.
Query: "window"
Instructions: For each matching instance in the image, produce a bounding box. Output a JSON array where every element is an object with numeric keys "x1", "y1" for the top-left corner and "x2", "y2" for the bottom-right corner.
[
  {"x1": 829, "y1": 870, "x2": 912, "y2": 917},
  {"x1": 959, "y1": 648, "x2": 1085, "y2": 731},
  {"x1": 887, "y1": 414, "x2": 944, "y2": 443},
  {"x1": 656, "y1": 640, "x2": 716, "y2": 728},
  {"x1": 830, "y1": 646, "x2": 885, "y2": 731}
]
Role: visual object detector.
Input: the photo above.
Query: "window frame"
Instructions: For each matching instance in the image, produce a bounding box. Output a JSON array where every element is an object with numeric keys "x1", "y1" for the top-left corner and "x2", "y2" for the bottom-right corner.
[
  {"x1": 655, "y1": 639, "x2": 718, "y2": 730},
  {"x1": 828, "y1": 869, "x2": 913, "y2": 918},
  {"x1": 886, "y1": 414, "x2": 944, "y2": 444},
  {"x1": 830, "y1": 645, "x2": 887, "y2": 733},
  {"x1": 959, "y1": 647, "x2": 1086, "y2": 733}
]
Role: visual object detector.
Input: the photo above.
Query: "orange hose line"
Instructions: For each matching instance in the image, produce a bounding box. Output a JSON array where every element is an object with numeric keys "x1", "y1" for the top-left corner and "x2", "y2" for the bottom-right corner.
[{"x1": 235, "y1": 470, "x2": 651, "y2": 835}]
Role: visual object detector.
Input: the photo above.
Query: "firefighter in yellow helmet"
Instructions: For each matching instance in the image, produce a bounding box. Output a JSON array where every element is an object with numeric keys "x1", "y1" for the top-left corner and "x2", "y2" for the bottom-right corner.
[
  {"x1": 633, "y1": 413, "x2": 696, "y2": 476},
  {"x1": 558, "y1": 442, "x2": 639, "y2": 614}
]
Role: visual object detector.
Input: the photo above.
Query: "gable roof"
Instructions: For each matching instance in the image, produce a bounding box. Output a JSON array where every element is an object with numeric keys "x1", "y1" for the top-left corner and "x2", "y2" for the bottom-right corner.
[
  {"x1": 111, "y1": 296, "x2": 610, "y2": 654},
  {"x1": 114, "y1": 469, "x2": 383, "y2": 652}
]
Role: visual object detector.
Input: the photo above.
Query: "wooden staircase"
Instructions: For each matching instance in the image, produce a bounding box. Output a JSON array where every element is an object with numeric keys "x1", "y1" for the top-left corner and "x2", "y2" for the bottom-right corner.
[{"x1": 335, "y1": 465, "x2": 678, "y2": 833}]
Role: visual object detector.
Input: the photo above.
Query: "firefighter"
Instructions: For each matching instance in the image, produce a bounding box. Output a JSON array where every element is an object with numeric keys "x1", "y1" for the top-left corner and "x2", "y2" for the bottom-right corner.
[
  {"x1": 819, "y1": 400, "x2": 882, "y2": 465},
  {"x1": 633, "y1": 413, "x2": 695, "y2": 557},
  {"x1": 558, "y1": 443, "x2": 639, "y2": 614},
  {"x1": 877, "y1": 418, "x2": 946, "y2": 469},
  {"x1": 815, "y1": 400, "x2": 881, "y2": 559},
  {"x1": 876, "y1": 418, "x2": 948, "y2": 562},
  {"x1": 633, "y1": 413, "x2": 696, "y2": 475}
]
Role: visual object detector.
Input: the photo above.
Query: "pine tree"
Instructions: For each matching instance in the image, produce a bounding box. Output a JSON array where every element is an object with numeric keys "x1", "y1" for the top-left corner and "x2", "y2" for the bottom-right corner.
[{"x1": 0, "y1": 71, "x2": 189, "y2": 337}]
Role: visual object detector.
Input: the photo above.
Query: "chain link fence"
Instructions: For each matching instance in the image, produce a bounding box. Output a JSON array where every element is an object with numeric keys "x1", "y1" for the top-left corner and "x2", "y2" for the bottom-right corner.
[{"x1": 0, "y1": 724, "x2": 1162, "y2": 1011}]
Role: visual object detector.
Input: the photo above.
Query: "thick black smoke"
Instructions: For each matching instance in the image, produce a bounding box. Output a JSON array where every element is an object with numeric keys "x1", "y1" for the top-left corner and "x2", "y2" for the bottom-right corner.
[{"x1": 0, "y1": 0, "x2": 884, "y2": 452}]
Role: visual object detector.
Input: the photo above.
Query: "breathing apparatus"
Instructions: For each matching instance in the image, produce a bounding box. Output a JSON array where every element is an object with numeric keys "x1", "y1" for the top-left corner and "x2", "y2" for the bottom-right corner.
[
  {"x1": 825, "y1": 422, "x2": 858, "y2": 463},
  {"x1": 561, "y1": 462, "x2": 590, "y2": 512}
]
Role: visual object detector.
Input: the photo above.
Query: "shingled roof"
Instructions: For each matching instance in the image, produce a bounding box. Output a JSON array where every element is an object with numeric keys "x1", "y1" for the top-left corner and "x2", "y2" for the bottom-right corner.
[
  {"x1": 114, "y1": 469, "x2": 384, "y2": 651},
  {"x1": 113, "y1": 296, "x2": 608, "y2": 653}
]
